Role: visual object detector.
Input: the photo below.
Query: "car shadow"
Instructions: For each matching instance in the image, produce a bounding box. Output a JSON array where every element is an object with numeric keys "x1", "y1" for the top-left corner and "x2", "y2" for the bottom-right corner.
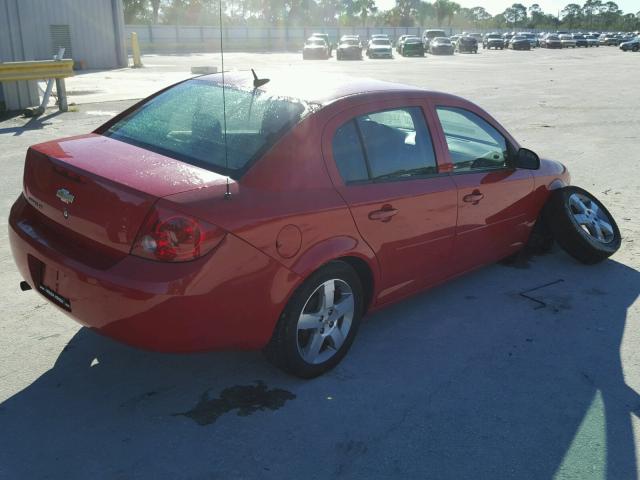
[{"x1": 0, "y1": 251, "x2": 638, "y2": 478}]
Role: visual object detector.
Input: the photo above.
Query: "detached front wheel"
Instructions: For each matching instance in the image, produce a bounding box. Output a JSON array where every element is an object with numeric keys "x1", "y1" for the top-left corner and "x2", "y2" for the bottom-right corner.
[
  {"x1": 545, "y1": 186, "x2": 621, "y2": 264},
  {"x1": 264, "y1": 261, "x2": 363, "y2": 378}
]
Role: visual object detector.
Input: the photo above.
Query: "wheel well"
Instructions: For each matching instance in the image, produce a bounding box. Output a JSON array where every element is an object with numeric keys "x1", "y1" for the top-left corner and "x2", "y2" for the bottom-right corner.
[{"x1": 336, "y1": 256, "x2": 374, "y2": 312}]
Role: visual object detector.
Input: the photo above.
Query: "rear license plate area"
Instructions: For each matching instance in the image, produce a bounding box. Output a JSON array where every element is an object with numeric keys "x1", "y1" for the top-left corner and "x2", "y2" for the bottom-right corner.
[
  {"x1": 38, "y1": 284, "x2": 71, "y2": 311},
  {"x1": 28, "y1": 255, "x2": 72, "y2": 311}
]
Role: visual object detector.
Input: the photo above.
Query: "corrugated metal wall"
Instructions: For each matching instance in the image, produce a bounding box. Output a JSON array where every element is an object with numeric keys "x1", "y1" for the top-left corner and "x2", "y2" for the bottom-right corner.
[
  {"x1": 0, "y1": 0, "x2": 126, "y2": 110},
  {"x1": 0, "y1": 0, "x2": 126, "y2": 69},
  {"x1": 0, "y1": 0, "x2": 40, "y2": 110}
]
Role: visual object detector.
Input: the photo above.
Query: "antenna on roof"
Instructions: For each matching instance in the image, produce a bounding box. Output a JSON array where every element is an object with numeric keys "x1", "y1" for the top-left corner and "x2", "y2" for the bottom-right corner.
[
  {"x1": 251, "y1": 69, "x2": 270, "y2": 88},
  {"x1": 218, "y1": 0, "x2": 231, "y2": 200}
]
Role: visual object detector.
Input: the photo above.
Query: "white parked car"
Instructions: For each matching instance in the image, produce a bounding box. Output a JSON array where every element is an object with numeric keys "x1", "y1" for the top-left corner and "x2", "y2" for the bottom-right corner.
[
  {"x1": 366, "y1": 38, "x2": 393, "y2": 58},
  {"x1": 559, "y1": 34, "x2": 576, "y2": 48}
]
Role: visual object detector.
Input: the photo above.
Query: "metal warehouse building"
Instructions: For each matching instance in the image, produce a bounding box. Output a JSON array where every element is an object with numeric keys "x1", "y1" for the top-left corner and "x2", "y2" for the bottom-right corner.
[{"x1": 0, "y1": 0, "x2": 127, "y2": 111}]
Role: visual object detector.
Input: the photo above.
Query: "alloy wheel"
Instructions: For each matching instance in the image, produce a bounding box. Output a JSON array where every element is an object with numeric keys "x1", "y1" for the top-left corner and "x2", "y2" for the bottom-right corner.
[
  {"x1": 296, "y1": 279, "x2": 354, "y2": 364},
  {"x1": 568, "y1": 192, "x2": 615, "y2": 244}
]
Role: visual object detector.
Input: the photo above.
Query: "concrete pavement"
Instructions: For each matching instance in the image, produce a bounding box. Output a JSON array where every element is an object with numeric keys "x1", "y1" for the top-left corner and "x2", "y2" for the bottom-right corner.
[{"x1": 1, "y1": 47, "x2": 639, "y2": 479}]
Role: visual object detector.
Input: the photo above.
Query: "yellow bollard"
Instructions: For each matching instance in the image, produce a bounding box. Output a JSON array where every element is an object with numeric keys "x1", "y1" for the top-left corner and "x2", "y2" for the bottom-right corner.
[{"x1": 131, "y1": 32, "x2": 143, "y2": 68}]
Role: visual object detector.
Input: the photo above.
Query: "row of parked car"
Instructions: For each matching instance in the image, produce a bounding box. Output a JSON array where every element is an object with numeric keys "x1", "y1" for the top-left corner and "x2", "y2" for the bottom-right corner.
[
  {"x1": 301, "y1": 29, "x2": 640, "y2": 60},
  {"x1": 302, "y1": 31, "x2": 482, "y2": 60}
]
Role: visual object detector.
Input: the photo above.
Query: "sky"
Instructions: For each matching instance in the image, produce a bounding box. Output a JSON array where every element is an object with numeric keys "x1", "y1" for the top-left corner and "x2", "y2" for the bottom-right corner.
[{"x1": 374, "y1": 0, "x2": 639, "y2": 16}]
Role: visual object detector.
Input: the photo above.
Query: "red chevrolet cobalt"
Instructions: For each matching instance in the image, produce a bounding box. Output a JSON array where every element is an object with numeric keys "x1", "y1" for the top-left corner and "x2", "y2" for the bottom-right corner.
[{"x1": 9, "y1": 72, "x2": 620, "y2": 377}]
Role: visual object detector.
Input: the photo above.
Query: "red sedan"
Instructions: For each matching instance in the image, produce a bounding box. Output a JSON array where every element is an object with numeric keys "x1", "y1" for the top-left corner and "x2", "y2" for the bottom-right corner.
[{"x1": 9, "y1": 73, "x2": 620, "y2": 377}]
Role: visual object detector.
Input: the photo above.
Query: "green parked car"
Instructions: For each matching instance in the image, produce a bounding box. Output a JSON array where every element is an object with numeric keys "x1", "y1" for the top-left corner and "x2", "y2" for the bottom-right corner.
[{"x1": 399, "y1": 37, "x2": 425, "y2": 57}]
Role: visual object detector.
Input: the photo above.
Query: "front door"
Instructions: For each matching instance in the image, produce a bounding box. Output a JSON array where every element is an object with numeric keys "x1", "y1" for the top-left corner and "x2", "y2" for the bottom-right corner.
[{"x1": 433, "y1": 105, "x2": 536, "y2": 273}]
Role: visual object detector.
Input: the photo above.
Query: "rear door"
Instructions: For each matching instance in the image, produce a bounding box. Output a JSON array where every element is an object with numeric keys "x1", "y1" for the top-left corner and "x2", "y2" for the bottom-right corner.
[
  {"x1": 431, "y1": 103, "x2": 536, "y2": 273},
  {"x1": 322, "y1": 100, "x2": 458, "y2": 305}
]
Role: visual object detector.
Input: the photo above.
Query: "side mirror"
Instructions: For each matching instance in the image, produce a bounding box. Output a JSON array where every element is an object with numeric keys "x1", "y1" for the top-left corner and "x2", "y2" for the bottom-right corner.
[{"x1": 515, "y1": 148, "x2": 540, "y2": 170}]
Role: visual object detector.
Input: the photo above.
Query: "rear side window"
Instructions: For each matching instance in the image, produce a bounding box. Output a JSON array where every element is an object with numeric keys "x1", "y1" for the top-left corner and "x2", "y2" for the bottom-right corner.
[
  {"x1": 332, "y1": 107, "x2": 437, "y2": 183},
  {"x1": 332, "y1": 121, "x2": 369, "y2": 183}
]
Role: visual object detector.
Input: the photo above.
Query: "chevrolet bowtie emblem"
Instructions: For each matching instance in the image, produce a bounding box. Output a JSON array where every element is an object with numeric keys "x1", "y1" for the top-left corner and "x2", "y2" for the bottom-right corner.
[{"x1": 56, "y1": 188, "x2": 75, "y2": 205}]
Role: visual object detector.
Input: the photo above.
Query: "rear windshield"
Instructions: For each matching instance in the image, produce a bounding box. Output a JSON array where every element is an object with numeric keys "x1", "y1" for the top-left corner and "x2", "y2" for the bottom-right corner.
[
  {"x1": 104, "y1": 80, "x2": 308, "y2": 178},
  {"x1": 372, "y1": 39, "x2": 390, "y2": 45}
]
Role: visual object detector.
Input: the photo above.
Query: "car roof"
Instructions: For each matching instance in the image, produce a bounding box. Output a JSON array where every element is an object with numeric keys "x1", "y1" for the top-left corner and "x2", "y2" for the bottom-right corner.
[{"x1": 198, "y1": 71, "x2": 437, "y2": 107}]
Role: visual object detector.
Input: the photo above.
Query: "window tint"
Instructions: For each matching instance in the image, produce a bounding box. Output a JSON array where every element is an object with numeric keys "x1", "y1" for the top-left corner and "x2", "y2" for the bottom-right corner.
[
  {"x1": 332, "y1": 121, "x2": 369, "y2": 183},
  {"x1": 436, "y1": 107, "x2": 509, "y2": 172},
  {"x1": 332, "y1": 107, "x2": 437, "y2": 183},
  {"x1": 357, "y1": 107, "x2": 437, "y2": 180}
]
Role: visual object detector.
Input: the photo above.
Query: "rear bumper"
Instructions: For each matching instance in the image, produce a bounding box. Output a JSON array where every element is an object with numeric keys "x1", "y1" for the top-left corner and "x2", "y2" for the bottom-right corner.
[
  {"x1": 431, "y1": 47, "x2": 453, "y2": 55},
  {"x1": 338, "y1": 49, "x2": 362, "y2": 59},
  {"x1": 368, "y1": 50, "x2": 392, "y2": 57},
  {"x1": 9, "y1": 195, "x2": 301, "y2": 352},
  {"x1": 402, "y1": 48, "x2": 424, "y2": 56},
  {"x1": 303, "y1": 49, "x2": 328, "y2": 58}
]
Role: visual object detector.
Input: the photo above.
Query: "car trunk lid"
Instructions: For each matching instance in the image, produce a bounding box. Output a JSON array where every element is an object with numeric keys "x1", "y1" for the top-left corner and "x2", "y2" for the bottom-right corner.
[{"x1": 23, "y1": 133, "x2": 229, "y2": 255}]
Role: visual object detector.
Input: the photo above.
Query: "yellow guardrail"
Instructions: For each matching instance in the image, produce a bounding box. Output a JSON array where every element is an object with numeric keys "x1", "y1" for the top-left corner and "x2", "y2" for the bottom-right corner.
[{"x1": 0, "y1": 59, "x2": 74, "y2": 82}]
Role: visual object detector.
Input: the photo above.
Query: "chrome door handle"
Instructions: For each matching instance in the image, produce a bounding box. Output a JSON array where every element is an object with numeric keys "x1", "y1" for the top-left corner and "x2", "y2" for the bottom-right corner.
[
  {"x1": 463, "y1": 190, "x2": 484, "y2": 205},
  {"x1": 368, "y1": 205, "x2": 399, "y2": 222}
]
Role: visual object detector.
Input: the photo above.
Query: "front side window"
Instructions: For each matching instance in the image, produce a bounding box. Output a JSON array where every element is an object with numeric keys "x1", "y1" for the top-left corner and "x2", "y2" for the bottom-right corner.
[
  {"x1": 332, "y1": 107, "x2": 437, "y2": 183},
  {"x1": 105, "y1": 80, "x2": 307, "y2": 177},
  {"x1": 436, "y1": 107, "x2": 509, "y2": 172}
]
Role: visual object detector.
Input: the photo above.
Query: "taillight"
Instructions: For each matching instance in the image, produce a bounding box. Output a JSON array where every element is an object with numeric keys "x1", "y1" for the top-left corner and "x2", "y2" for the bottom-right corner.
[{"x1": 131, "y1": 205, "x2": 225, "y2": 262}]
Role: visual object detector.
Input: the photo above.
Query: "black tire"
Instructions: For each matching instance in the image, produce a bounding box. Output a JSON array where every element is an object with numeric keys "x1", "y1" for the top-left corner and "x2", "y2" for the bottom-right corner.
[
  {"x1": 263, "y1": 261, "x2": 364, "y2": 378},
  {"x1": 544, "y1": 186, "x2": 621, "y2": 264}
]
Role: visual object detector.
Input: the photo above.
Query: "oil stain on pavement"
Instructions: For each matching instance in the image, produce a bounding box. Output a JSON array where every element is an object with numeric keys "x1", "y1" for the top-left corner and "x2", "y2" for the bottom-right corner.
[{"x1": 174, "y1": 381, "x2": 296, "y2": 426}]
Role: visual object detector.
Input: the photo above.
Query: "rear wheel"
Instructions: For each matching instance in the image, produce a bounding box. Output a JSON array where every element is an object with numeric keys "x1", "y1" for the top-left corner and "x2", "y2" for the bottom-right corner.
[
  {"x1": 544, "y1": 186, "x2": 621, "y2": 264},
  {"x1": 264, "y1": 261, "x2": 364, "y2": 378}
]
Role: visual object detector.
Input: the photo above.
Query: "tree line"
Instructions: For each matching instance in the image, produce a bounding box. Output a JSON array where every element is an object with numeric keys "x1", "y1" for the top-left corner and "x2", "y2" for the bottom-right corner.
[{"x1": 124, "y1": 0, "x2": 640, "y2": 31}]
